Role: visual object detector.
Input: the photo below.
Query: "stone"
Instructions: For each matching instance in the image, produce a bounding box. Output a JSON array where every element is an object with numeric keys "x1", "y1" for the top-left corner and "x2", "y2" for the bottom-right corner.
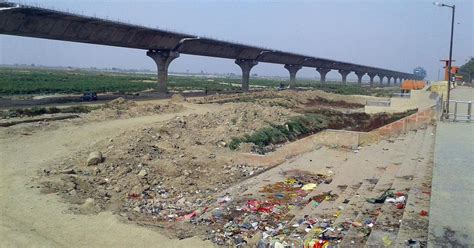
[
  {"x1": 137, "y1": 169, "x2": 147, "y2": 178},
  {"x1": 86, "y1": 151, "x2": 102, "y2": 166}
]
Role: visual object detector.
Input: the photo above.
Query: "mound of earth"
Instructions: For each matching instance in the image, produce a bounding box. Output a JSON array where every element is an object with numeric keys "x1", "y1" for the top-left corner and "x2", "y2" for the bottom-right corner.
[
  {"x1": 193, "y1": 90, "x2": 376, "y2": 112},
  {"x1": 86, "y1": 98, "x2": 184, "y2": 120},
  {"x1": 38, "y1": 102, "x2": 294, "y2": 233}
]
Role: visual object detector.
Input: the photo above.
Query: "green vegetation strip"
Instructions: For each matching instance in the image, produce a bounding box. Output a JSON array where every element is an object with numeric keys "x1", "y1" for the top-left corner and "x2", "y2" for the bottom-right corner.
[
  {"x1": 1, "y1": 67, "x2": 398, "y2": 96},
  {"x1": 229, "y1": 114, "x2": 329, "y2": 150}
]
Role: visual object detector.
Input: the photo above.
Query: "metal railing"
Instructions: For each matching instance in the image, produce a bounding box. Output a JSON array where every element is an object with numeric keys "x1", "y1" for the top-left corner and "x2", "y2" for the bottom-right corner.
[
  {"x1": 392, "y1": 92, "x2": 411, "y2": 98},
  {"x1": 444, "y1": 100, "x2": 473, "y2": 122}
]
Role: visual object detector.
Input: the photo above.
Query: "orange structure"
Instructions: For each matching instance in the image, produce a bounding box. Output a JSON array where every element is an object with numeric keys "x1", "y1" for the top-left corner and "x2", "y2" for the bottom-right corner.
[
  {"x1": 440, "y1": 59, "x2": 457, "y2": 81},
  {"x1": 401, "y1": 80, "x2": 425, "y2": 92}
]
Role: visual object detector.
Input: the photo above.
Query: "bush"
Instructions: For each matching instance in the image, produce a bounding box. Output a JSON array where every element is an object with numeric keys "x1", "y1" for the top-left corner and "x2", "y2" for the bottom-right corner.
[{"x1": 229, "y1": 114, "x2": 328, "y2": 150}]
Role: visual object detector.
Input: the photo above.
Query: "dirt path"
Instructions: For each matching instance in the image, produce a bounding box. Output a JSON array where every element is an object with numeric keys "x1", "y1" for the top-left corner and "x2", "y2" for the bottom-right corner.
[{"x1": 0, "y1": 103, "x2": 217, "y2": 247}]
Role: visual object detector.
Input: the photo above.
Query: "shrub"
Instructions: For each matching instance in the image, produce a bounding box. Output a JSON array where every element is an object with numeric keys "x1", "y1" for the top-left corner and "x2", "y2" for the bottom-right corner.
[{"x1": 229, "y1": 114, "x2": 328, "y2": 150}]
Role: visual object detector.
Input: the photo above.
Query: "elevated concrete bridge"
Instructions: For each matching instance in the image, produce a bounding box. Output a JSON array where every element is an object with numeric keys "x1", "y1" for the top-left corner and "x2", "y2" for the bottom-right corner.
[{"x1": 0, "y1": 2, "x2": 422, "y2": 92}]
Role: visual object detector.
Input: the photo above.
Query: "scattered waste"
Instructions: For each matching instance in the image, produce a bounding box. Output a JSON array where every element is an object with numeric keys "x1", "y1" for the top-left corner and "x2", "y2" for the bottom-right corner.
[
  {"x1": 385, "y1": 195, "x2": 406, "y2": 203},
  {"x1": 396, "y1": 203, "x2": 405, "y2": 209},
  {"x1": 194, "y1": 170, "x2": 333, "y2": 246},
  {"x1": 367, "y1": 188, "x2": 394, "y2": 204}
]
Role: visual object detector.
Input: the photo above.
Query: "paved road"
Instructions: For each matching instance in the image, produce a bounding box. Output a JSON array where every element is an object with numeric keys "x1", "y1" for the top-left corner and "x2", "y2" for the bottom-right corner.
[{"x1": 429, "y1": 87, "x2": 474, "y2": 247}]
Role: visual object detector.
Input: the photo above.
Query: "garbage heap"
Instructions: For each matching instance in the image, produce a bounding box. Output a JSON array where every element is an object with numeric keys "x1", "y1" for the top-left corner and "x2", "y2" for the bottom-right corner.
[{"x1": 182, "y1": 170, "x2": 343, "y2": 247}]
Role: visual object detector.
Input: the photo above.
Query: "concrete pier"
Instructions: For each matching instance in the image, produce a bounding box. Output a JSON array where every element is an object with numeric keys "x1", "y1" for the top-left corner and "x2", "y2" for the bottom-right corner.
[
  {"x1": 368, "y1": 72, "x2": 376, "y2": 87},
  {"x1": 284, "y1": 64, "x2": 303, "y2": 89},
  {"x1": 146, "y1": 50, "x2": 179, "y2": 93},
  {"x1": 355, "y1": 71, "x2": 366, "y2": 85},
  {"x1": 235, "y1": 59, "x2": 258, "y2": 91},
  {"x1": 378, "y1": 74, "x2": 385, "y2": 86},
  {"x1": 338, "y1": 70, "x2": 351, "y2": 84},
  {"x1": 317, "y1": 68, "x2": 331, "y2": 84}
]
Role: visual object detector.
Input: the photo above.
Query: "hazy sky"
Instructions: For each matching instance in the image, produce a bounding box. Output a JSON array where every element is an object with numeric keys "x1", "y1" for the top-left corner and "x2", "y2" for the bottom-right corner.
[{"x1": 0, "y1": 0, "x2": 472, "y2": 81}]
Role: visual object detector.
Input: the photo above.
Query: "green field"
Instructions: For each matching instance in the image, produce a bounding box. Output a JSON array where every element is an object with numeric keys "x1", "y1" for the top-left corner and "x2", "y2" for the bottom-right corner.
[{"x1": 0, "y1": 67, "x2": 397, "y2": 96}]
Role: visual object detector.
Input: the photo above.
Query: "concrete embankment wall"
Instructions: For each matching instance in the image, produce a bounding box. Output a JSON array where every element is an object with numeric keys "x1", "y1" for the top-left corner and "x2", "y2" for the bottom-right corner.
[{"x1": 365, "y1": 89, "x2": 437, "y2": 114}]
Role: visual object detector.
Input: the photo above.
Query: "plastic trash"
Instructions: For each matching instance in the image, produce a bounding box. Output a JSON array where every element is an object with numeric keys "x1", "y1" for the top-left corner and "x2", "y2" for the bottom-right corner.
[
  {"x1": 385, "y1": 195, "x2": 406, "y2": 203},
  {"x1": 302, "y1": 183, "x2": 317, "y2": 191},
  {"x1": 420, "y1": 210, "x2": 429, "y2": 216},
  {"x1": 367, "y1": 188, "x2": 394, "y2": 203},
  {"x1": 177, "y1": 211, "x2": 197, "y2": 221}
]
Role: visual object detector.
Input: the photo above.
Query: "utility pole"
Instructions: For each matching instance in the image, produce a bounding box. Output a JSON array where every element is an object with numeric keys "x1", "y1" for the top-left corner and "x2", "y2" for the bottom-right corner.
[{"x1": 434, "y1": 2, "x2": 456, "y2": 119}]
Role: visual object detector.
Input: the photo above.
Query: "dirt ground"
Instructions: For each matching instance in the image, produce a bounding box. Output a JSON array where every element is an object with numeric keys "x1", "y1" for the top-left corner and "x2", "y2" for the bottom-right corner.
[
  {"x1": 0, "y1": 90, "x2": 435, "y2": 247},
  {"x1": 0, "y1": 100, "x2": 218, "y2": 247}
]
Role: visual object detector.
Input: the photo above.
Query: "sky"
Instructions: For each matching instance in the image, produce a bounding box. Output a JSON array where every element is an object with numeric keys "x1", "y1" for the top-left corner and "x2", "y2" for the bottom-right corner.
[{"x1": 0, "y1": 0, "x2": 472, "y2": 81}]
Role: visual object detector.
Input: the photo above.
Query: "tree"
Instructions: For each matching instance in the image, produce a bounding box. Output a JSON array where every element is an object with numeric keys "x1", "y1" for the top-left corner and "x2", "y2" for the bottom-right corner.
[
  {"x1": 459, "y1": 58, "x2": 474, "y2": 84},
  {"x1": 413, "y1": 67, "x2": 427, "y2": 79}
]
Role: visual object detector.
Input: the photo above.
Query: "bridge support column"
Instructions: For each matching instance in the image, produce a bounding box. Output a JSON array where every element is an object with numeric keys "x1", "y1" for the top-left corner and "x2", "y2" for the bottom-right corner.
[
  {"x1": 378, "y1": 74, "x2": 385, "y2": 87},
  {"x1": 387, "y1": 76, "x2": 391, "y2": 86},
  {"x1": 146, "y1": 49, "x2": 179, "y2": 93},
  {"x1": 235, "y1": 59, "x2": 258, "y2": 91},
  {"x1": 355, "y1": 71, "x2": 366, "y2": 86},
  {"x1": 284, "y1": 64, "x2": 303, "y2": 89},
  {"x1": 368, "y1": 72, "x2": 376, "y2": 87},
  {"x1": 316, "y1": 68, "x2": 331, "y2": 84},
  {"x1": 338, "y1": 70, "x2": 351, "y2": 84}
]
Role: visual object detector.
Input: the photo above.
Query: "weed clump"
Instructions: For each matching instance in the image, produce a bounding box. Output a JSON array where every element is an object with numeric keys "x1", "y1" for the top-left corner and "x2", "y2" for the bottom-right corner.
[{"x1": 230, "y1": 114, "x2": 328, "y2": 151}]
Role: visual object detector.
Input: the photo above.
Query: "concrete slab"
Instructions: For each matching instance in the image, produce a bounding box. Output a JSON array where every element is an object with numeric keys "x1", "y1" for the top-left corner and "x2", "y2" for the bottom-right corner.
[{"x1": 429, "y1": 121, "x2": 474, "y2": 246}]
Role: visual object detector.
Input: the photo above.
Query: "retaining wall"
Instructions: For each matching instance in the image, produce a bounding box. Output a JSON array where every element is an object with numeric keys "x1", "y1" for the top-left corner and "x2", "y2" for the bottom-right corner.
[{"x1": 238, "y1": 105, "x2": 438, "y2": 167}]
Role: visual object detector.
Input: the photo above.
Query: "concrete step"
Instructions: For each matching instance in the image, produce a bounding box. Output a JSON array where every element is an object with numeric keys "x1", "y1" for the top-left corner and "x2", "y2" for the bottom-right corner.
[
  {"x1": 338, "y1": 130, "x2": 426, "y2": 247},
  {"x1": 364, "y1": 128, "x2": 430, "y2": 247},
  {"x1": 394, "y1": 126, "x2": 435, "y2": 247}
]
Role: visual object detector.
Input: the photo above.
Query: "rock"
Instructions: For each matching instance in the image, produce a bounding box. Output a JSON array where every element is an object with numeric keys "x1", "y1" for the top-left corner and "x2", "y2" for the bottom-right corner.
[
  {"x1": 82, "y1": 198, "x2": 95, "y2": 208},
  {"x1": 176, "y1": 197, "x2": 186, "y2": 206},
  {"x1": 130, "y1": 185, "x2": 142, "y2": 195},
  {"x1": 170, "y1": 94, "x2": 186, "y2": 103},
  {"x1": 137, "y1": 169, "x2": 147, "y2": 178},
  {"x1": 86, "y1": 151, "x2": 102, "y2": 166},
  {"x1": 61, "y1": 169, "x2": 76, "y2": 174},
  {"x1": 142, "y1": 154, "x2": 152, "y2": 161}
]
